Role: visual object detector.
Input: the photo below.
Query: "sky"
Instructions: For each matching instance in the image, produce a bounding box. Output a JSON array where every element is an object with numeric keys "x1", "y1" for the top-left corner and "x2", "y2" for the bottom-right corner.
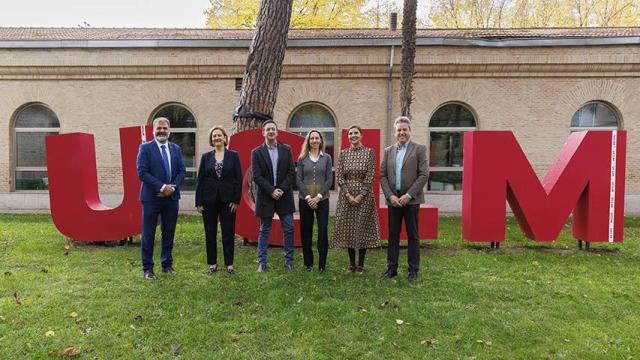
[
  {"x1": 0, "y1": 0, "x2": 212, "y2": 28},
  {"x1": 0, "y1": 0, "x2": 428, "y2": 28}
]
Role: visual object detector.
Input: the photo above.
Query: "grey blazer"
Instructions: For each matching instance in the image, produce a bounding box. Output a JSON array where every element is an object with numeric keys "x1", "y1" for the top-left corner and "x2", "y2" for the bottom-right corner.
[{"x1": 380, "y1": 140, "x2": 429, "y2": 205}]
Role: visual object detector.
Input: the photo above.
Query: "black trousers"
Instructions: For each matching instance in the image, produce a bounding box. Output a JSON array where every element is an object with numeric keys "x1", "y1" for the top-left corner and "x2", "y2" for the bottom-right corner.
[
  {"x1": 202, "y1": 200, "x2": 236, "y2": 266},
  {"x1": 387, "y1": 203, "x2": 420, "y2": 273},
  {"x1": 298, "y1": 198, "x2": 329, "y2": 269}
]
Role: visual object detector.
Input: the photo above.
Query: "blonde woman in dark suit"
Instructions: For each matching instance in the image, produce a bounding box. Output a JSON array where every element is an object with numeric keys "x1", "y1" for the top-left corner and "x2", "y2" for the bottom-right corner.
[{"x1": 195, "y1": 126, "x2": 242, "y2": 275}]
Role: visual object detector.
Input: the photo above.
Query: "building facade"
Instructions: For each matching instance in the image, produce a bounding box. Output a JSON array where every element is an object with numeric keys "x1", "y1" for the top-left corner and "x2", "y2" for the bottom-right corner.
[{"x1": 1, "y1": 28, "x2": 638, "y2": 213}]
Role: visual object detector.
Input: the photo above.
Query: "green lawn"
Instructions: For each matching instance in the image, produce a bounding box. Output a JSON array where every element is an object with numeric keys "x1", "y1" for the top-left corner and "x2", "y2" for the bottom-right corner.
[{"x1": 1, "y1": 214, "x2": 640, "y2": 359}]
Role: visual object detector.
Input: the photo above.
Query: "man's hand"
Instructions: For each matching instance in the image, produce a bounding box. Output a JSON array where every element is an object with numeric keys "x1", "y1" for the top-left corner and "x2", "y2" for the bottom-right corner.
[
  {"x1": 398, "y1": 194, "x2": 411, "y2": 206},
  {"x1": 271, "y1": 188, "x2": 284, "y2": 200},
  {"x1": 229, "y1": 203, "x2": 238, "y2": 213},
  {"x1": 161, "y1": 184, "x2": 175, "y2": 197},
  {"x1": 389, "y1": 195, "x2": 402, "y2": 207},
  {"x1": 196, "y1": 206, "x2": 204, "y2": 213}
]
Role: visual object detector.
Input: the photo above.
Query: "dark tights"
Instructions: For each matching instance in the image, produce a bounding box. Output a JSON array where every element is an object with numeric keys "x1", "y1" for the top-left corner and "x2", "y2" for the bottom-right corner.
[{"x1": 347, "y1": 248, "x2": 367, "y2": 267}]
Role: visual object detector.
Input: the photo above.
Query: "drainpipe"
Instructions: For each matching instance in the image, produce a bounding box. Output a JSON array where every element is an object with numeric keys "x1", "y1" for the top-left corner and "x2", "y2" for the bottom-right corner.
[{"x1": 386, "y1": 12, "x2": 398, "y2": 147}]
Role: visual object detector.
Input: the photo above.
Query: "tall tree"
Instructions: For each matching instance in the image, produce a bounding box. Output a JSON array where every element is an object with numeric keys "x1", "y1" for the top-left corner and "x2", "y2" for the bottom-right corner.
[
  {"x1": 232, "y1": 0, "x2": 294, "y2": 132},
  {"x1": 399, "y1": 0, "x2": 417, "y2": 117},
  {"x1": 206, "y1": 0, "x2": 370, "y2": 29}
]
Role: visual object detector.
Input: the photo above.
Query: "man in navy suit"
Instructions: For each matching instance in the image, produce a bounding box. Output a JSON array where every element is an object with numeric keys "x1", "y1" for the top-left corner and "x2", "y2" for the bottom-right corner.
[
  {"x1": 251, "y1": 120, "x2": 296, "y2": 272},
  {"x1": 137, "y1": 117, "x2": 186, "y2": 280}
]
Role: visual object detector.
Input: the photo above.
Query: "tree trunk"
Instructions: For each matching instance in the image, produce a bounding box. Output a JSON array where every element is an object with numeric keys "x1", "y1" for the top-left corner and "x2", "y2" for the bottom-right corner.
[
  {"x1": 399, "y1": 0, "x2": 417, "y2": 118},
  {"x1": 232, "y1": 0, "x2": 294, "y2": 133}
]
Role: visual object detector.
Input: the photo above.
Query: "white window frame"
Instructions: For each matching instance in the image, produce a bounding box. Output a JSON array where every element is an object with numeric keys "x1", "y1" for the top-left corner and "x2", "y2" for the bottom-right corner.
[
  {"x1": 427, "y1": 103, "x2": 477, "y2": 194},
  {"x1": 570, "y1": 101, "x2": 621, "y2": 132},
  {"x1": 12, "y1": 105, "x2": 60, "y2": 192}
]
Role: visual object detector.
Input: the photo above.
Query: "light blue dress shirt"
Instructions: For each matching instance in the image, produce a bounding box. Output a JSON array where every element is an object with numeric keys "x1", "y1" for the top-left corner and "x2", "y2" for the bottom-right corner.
[{"x1": 395, "y1": 142, "x2": 407, "y2": 191}]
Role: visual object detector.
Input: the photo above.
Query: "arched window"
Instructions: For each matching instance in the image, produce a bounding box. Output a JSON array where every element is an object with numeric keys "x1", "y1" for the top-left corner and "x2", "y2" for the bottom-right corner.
[
  {"x1": 150, "y1": 103, "x2": 197, "y2": 191},
  {"x1": 12, "y1": 103, "x2": 60, "y2": 191},
  {"x1": 288, "y1": 102, "x2": 337, "y2": 161},
  {"x1": 570, "y1": 101, "x2": 620, "y2": 131},
  {"x1": 428, "y1": 102, "x2": 477, "y2": 192}
]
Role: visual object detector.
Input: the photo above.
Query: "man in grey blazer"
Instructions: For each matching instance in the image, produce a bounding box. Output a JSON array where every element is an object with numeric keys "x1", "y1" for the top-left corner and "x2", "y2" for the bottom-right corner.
[{"x1": 380, "y1": 116, "x2": 428, "y2": 281}]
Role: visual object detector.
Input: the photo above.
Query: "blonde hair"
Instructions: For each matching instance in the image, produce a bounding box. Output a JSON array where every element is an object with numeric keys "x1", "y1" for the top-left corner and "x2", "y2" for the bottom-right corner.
[
  {"x1": 208, "y1": 126, "x2": 228, "y2": 147},
  {"x1": 298, "y1": 130, "x2": 325, "y2": 160}
]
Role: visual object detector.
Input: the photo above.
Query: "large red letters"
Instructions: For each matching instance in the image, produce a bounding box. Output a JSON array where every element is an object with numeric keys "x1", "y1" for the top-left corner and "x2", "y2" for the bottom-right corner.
[
  {"x1": 462, "y1": 131, "x2": 626, "y2": 243},
  {"x1": 45, "y1": 126, "x2": 625, "y2": 245},
  {"x1": 45, "y1": 125, "x2": 153, "y2": 241}
]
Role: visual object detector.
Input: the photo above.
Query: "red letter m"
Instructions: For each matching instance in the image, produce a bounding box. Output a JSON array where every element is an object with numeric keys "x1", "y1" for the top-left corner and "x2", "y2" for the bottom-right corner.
[{"x1": 462, "y1": 131, "x2": 626, "y2": 243}]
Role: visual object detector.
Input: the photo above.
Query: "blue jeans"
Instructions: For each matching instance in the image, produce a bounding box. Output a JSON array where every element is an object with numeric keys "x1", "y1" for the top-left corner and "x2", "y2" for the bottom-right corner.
[{"x1": 257, "y1": 214, "x2": 294, "y2": 267}]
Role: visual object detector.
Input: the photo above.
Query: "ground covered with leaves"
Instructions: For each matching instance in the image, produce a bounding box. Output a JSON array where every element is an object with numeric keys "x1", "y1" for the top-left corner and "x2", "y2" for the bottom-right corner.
[{"x1": 1, "y1": 214, "x2": 640, "y2": 359}]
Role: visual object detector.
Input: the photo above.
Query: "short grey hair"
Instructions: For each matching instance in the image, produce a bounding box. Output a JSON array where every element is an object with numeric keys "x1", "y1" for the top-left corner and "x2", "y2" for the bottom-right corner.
[
  {"x1": 152, "y1": 117, "x2": 170, "y2": 128},
  {"x1": 394, "y1": 116, "x2": 411, "y2": 130}
]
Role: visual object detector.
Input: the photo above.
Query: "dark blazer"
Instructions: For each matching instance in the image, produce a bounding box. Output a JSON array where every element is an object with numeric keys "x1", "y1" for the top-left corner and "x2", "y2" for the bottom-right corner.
[
  {"x1": 137, "y1": 140, "x2": 186, "y2": 202},
  {"x1": 380, "y1": 140, "x2": 429, "y2": 205},
  {"x1": 195, "y1": 149, "x2": 242, "y2": 206},
  {"x1": 251, "y1": 142, "x2": 296, "y2": 218}
]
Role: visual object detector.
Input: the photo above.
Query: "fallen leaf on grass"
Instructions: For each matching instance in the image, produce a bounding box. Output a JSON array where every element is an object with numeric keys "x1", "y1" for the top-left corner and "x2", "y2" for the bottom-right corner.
[
  {"x1": 130, "y1": 325, "x2": 137, "y2": 330},
  {"x1": 14, "y1": 292, "x2": 23, "y2": 305},
  {"x1": 0, "y1": 315, "x2": 5, "y2": 321},
  {"x1": 64, "y1": 245, "x2": 71, "y2": 250},
  {"x1": 421, "y1": 338, "x2": 438, "y2": 347},
  {"x1": 82, "y1": 327, "x2": 92, "y2": 335},
  {"x1": 228, "y1": 334, "x2": 239, "y2": 342},
  {"x1": 45, "y1": 330, "x2": 55, "y2": 337},
  {"x1": 379, "y1": 301, "x2": 389, "y2": 309},
  {"x1": 60, "y1": 346, "x2": 81, "y2": 357},
  {"x1": 466, "y1": 304, "x2": 478, "y2": 310},
  {"x1": 69, "y1": 312, "x2": 78, "y2": 318},
  {"x1": 48, "y1": 351, "x2": 57, "y2": 357},
  {"x1": 395, "y1": 319, "x2": 404, "y2": 325},
  {"x1": 172, "y1": 345, "x2": 182, "y2": 356},
  {"x1": 476, "y1": 339, "x2": 492, "y2": 346},
  {"x1": 297, "y1": 296, "x2": 304, "y2": 303}
]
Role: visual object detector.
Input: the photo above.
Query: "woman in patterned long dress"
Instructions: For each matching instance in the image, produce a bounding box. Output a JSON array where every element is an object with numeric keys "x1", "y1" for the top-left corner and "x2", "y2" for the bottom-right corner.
[{"x1": 331, "y1": 125, "x2": 380, "y2": 274}]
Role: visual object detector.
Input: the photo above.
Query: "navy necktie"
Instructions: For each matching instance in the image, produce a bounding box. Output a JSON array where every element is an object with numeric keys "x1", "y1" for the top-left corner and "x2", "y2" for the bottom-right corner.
[{"x1": 161, "y1": 144, "x2": 171, "y2": 183}]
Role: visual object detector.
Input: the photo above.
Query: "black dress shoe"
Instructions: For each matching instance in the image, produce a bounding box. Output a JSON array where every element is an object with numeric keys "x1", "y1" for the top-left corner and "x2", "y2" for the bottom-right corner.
[
  {"x1": 379, "y1": 269, "x2": 398, "y2": 280},
  {"x1": 143, "y1": 270, "x2": 156, "y2": 280},
  {"x1": 207, "y1": 265, "x2": 218, "y2": 275},
  {"x1": 226, "y1": 267, "x2": 235, "y2": 276},
  {"x1": 162, "y1": 266, "x2": 176, "y2": 274},
  {"x1": 408, "y1": 270, "x2": 418, "y2": 281},
  {"x1": 306, "y1": 266, "x2": 313, "y2": 272}
]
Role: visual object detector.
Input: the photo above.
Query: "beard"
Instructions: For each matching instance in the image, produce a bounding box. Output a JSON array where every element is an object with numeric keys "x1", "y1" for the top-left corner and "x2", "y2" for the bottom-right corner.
[{"x1": 155, "y1": 132, "x2": 170, "y2": 143}]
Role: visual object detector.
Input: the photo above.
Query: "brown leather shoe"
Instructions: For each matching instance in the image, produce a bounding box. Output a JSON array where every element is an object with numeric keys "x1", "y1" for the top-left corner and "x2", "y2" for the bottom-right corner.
[
  {"x1": 355, "y1": 266, "x2": 365, "y2": 275},
  {"x1": 143, "y1": 270, "x2": 156, "y2": 280},
  {"x1": 162, "y1": 266, "x2": 176, "y2": 274},
  {"x1": 346, "y1": 265, "x2": 356, "y2": 273}
]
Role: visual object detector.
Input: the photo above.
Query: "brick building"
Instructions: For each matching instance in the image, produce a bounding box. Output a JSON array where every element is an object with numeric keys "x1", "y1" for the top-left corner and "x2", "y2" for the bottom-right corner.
[{"x1": 0, "y1": 27, "x2": 638, "y2": 213}]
